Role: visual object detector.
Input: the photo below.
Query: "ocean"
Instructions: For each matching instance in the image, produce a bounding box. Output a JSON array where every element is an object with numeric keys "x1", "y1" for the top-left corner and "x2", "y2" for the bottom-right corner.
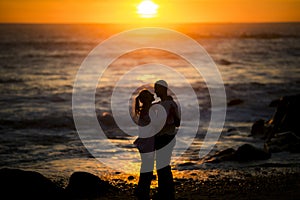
[{"x1": 0, "y1": 23, "x2": 299, "y2": 180}]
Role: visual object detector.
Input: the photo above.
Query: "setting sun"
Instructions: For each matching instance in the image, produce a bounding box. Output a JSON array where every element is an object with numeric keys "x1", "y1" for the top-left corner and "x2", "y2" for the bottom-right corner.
[
  {"x1": 0, "y1": 0, "x2": 299, "y2": 24},
  {"x1": 137, "y1": 0, "x2": 159, "y2": 18}
]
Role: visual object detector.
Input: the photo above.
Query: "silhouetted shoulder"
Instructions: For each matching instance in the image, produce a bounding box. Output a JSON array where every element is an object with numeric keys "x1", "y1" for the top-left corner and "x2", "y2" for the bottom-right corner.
[{"x1": 166, "y1": 95, "x2": 173, "y2": 101}]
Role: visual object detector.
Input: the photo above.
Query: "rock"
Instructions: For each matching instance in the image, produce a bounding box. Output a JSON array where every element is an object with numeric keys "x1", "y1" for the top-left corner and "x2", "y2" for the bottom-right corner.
[
  {"x1": 269, "y1": 99, "x2": 281, "y2": 107},
  {"x1": 205, "y1": 144, "x2": 270, "y2": 163},
  {"x1": 66, "y1": 171, "x2": 115, "y2": 199},
  {"x1": 0, "y1": 168, "x2": 65, "y2": 200},
  {"x1": 227, "y1": 99, "x2": 244, "y2": 106},
  {"x1": 227, "y1": 128, "x2": 238, "y2": 132},
  {"x1": 235, "y1": 144, "x2": 271, "y2": 161},
  {"x1": 268, "y1": 94, "x2": 300, "y2": 138},
  {"x1": 218, "y1": 59, "x2": 232, "y2": 65},
  {"x1": 177, "y1": 162, "x2": 195, "y2": 167},
  {"x1": 97, "y1": 112, "x2": 129, "y2": 137},
  {"x1": 251, "y1": 94, "x2": 300, "y2": 152},
  {"x1": 265, "y1": 132, "x2": 300, "y2": 153},
  {"x1": 205, "y1": 148, "x2": 236, "y2": 163},
  {"x1": 250, "y1": 119, "x2": 267, "y2": 139},
  {"x1": 98, "y1": 112, "x2": 116, "y2": 127}
]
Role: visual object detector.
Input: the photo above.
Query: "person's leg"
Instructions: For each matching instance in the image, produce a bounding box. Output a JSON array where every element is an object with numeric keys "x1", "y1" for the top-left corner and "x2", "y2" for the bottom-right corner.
[
  {"x1": 155, "y1": 136, "x2": 176, "y2": 200},
  {"x1": 156, "y1": 165, "x2": 174, "y2": 200},
  {"x1": 135, "y1": 152, "x2": 154, "y2": 200}
]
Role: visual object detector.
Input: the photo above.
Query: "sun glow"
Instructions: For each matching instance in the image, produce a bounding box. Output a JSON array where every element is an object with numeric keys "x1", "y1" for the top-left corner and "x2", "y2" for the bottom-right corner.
[{"x1": 137, "y1": 0, "x2": 159, "y2": 18}]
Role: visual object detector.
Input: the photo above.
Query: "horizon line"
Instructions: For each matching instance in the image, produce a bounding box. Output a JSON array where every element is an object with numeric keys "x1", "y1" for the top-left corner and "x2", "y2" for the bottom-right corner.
[{"x1": 0, "y1": 21, "x2": 299, "y2": 25}]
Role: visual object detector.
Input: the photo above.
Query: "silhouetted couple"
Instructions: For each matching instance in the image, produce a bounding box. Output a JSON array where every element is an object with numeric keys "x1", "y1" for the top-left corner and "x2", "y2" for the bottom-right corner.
[{"x1": 134, "y1": 80, "x2": 180, "y2": 200}]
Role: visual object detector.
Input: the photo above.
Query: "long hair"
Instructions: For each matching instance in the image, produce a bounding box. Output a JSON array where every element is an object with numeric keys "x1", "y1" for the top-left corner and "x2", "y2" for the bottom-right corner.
[
  {"x1": 135, "y1": 95, "x2": 141, "y2": 115},
  {"x1": 135, "y1": 89, "x2": 152, "y2": 116}
]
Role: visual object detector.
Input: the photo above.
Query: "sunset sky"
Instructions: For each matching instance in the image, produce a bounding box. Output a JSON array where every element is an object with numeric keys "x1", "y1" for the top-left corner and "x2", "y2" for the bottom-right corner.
[{"x1": 0, "y1": 0, "x2": 299, "y2": 23}]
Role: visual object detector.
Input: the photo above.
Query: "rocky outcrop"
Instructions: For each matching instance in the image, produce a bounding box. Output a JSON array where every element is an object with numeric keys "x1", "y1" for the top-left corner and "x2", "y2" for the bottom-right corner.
[
  {"x1": 265, "y1": 132, "x2": 300, "y2": 153},
  {"x1": 251, "y1": 94, "x2": 300, "y2": 139},
  {"x1": 250, "y1": 94, "x2": 300, "y2": 153},
  {"x1": 270, "y1": 94, "x2": 300, "y2": 136},
  {"x1": 0, "y1": 168, "x2": 65, "y2": 200},
  {"x1": 217, "y1": 59, "x2": 232, "y2": 65},
  {"x1": 97, "y1": 112, "x2": 129, "y2": 138},
  {"x1": 250, "y1": 119, "x2": 266, "y2": 139},
  {"x1": 205, "y1": 144, "x2": 271, "y2": 163},
  {"x1": 65, "y1": 171, "x2": 115, "y2": 199},
  {"x1": 0, "y1": 169, "x2": 119, "y2": 199},
  {"x1": 227, "y1": 99, "x2": 244, "y2": 106},
  {"x1": 98, "y1": 112, "x2": 117, "y2": 128}
]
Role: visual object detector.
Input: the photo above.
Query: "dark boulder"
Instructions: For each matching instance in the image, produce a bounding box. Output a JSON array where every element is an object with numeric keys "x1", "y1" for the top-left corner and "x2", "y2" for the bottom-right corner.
[
  {"x1": 265, "y1": 132, "x2": 300, "y2": 153},
  {"x1": 250, "y1": 94, "x2": 300, "y2": 143},
  {"x1": 98, "y1": 112, "x2": 116, "y2": 127},
  {"x1": 205, "y1": 148, "x2": 236, "y2": 163},
  {"x1": 0, "y1": 168, "x2": 65, "y2": 200},
  {"x1": 65, "y1": 171, "x2": 115, "y2": 199},
  {"x1": 205, "y1": 144, "x2": 270, "y2": 163},
  {"x1": 250, "y1": 119, "x2": 267, "y2": 139},
  {"x1": 269, "y1": 99, "x2": 281, "y2": 107},
  {"x1": 268, "y1": 94, "x2": 300, "y2": 138},
  {"x1": 217, "y1": 59, "x2": 232, "y2": 65},
  {"x1": 227, "y1": 99, "x2": 244, "y2": 106},
  {"x1": 97, "y1": 112, "x2": 129, "y2": 138},
  {"x1": 235, "y1": 144, "x2": 271, "y2": 161}
]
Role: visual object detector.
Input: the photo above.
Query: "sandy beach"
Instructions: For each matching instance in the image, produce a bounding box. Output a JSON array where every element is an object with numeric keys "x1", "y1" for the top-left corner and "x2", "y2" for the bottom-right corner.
[
  {"x1": 87, "y1": 166, "x2": 300, "y2": 200},
  {"x1": 35, "y1": 165, "x2": 300, "y2": 199},
  {"x1": 1, "y1": 164, "x2": 299, "y2": 199}
]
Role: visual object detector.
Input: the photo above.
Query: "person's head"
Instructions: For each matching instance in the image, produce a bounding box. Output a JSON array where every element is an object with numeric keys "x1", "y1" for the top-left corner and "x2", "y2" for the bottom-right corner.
[
  {"x1": 154, "y1": 80, "x2": 168, "y2": 99},
  {"x1": 135, "y1": 89, "x2": 154, "y2": 115}
]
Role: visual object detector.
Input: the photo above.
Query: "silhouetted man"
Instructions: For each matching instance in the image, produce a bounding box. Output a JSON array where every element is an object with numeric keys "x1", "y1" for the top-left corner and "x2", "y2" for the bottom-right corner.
[{"x1": 154, "y1": 80, "x2": 180, "y2": 200}]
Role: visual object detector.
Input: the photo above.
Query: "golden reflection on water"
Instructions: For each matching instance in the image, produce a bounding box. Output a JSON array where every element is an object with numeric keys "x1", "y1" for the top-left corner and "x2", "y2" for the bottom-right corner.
[{"x1": 19, "y1": 157, "x2": 221, "y2": 189}]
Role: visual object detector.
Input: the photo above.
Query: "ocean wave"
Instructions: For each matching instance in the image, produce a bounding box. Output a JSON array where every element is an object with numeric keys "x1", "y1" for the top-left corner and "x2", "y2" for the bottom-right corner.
[
  {"x1": 0, "y1": 77, "x2": 25, "y2": 84},
  {"x1": 0, "y1": 111, "x2": 127, "y2": 136},
  {"x1": 238, "y1": 33, "x2": 300, "y2": 39},
  {"x1": 0, "y1": 115, "x2": 75, "y2": 130},
  {"x1": 189, "y1": 33, "x2": 300, "y2": 39},
  {"x1": 0, "y1": 92, "x2": 71, "y2": 104},
  {"x1": 20, "y1": 52, "x2": 86, "y2": 59},
  {"x1": 0, "y1": 41, "x2": 96, "y2": 47}
]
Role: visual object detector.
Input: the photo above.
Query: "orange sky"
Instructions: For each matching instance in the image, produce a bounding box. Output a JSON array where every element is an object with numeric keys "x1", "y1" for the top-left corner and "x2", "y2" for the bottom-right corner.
[{"x1": 0, "y1": 0, "x2": 299, "y2": 23}]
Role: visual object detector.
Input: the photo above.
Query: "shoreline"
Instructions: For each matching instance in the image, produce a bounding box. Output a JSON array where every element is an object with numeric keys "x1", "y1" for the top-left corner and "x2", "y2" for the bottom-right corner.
[
  {"x1": 81, "y1": 166, "x2": 300, "y2": 199},
  {"x1": 2, "y1": 164, "x2": 299, "y2": 199}
]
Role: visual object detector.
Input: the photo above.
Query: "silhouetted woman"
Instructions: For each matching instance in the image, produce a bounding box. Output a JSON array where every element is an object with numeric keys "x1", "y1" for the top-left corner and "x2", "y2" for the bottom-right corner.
[{"x1": 134, "y1": 89, "x2": 155, "y2": 200}]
